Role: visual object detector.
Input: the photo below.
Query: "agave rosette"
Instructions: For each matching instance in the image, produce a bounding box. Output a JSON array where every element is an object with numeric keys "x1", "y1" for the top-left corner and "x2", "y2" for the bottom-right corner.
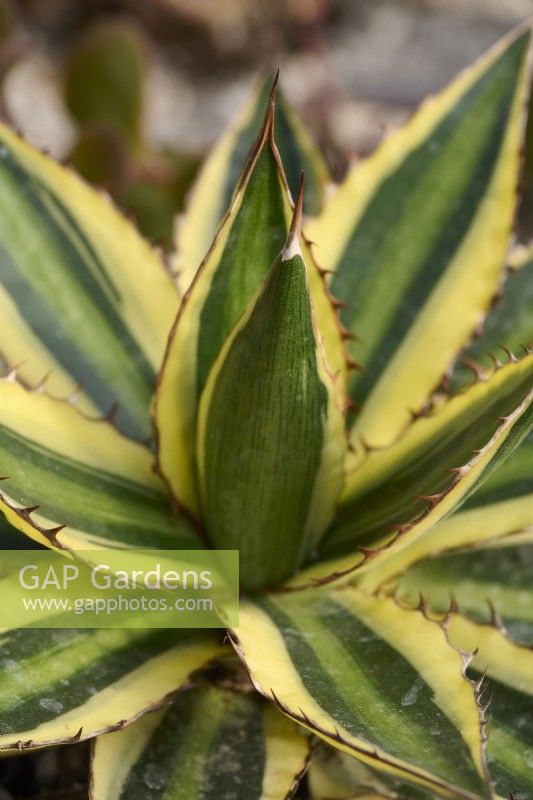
[{"x1": 0, "y1": 24, "x2": 531, "y2": 800}]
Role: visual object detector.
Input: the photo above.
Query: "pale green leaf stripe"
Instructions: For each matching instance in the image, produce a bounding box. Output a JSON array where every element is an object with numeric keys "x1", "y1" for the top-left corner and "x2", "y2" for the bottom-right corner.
[
  {"x1": 197, "y1": 243, "x2": 344, "y2": 591},
  {"x1": 0, "y1": 626, "x2": 219, "y2": 751},
  {"x1": 396, "y1": 544, "x2": 533, "y2": 646},
  {"x1": 0, "y1": 124, "x2": 179, "y2": 440},
  {"x1": 452, "y1": 250, "x2": 533, "y2": 391},
  {"x1": 174, "y1": 75, "x2": 329, "y2": 292},
  {"x1": 91, "y1": 687, "x2": 309, "y2": 800},
  {"x1": 321, "y1": 355, "x2": 533, "y2": 561},
  {"x1": 232, "y1": 589, "x2": 489, "y2": 799},
  {"x1": 309, "y1": 28, "x2": 530, "y2": 447},
  {"x1": 0, "y1": 380, "x2": 198, "y2": 551},
  {"x1": 483, "y1": 678, "x2": 533, "y2": 800}
]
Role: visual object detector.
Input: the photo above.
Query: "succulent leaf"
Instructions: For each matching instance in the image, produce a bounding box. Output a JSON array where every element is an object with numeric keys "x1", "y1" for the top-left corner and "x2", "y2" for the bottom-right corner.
[
  {"x1": 451, "y1": 244, "x2": 533, "y2": 391},
  {"x1": 308, "y1": 27, "x2": 532, "y2": 450},
  {"x1": 370, "y1": 429, "x2": 533, "y2": 577},
  {"x1": 230, "y1": 587, "x2": 491, "y2": 799},
  {"x1": 392, "y1": 544, "x2": 533, "y2": 794},
  {"x1": 0, "y1": 379, "x2": 198, "y2": 551},
  {"x1": 0, "y1": 124, "x2": 179, "y2": 440},
  {"x1": 197, "y1": 188, "x2": 346, "y2": 590},
  {"x1": 289, "y1": 354, "x2": 533, "y2": 591},
  {"x1": 90, "y1": 686, "x2": 310, "y2": 800},
  {"x1": 174, "y1": 73, "x2": 330, "y2": 293},
  {"x1": 0, "y1": 626, "x2": 219, "y2": 752},
  {"x1": 396, "y1": 543, "x2": 533, "y2": 647}
]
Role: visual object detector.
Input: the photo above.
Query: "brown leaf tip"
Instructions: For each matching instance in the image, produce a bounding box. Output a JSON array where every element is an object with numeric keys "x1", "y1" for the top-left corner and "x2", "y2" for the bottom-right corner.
[{"x1": 282, "y1": 172, "x2": 304, "y2": 261}]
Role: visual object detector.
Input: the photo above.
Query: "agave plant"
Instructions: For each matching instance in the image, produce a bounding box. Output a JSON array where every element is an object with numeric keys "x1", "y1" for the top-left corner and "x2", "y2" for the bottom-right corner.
[{"x1": 0, "y1": 22, "x2": 532, "y2": 800}]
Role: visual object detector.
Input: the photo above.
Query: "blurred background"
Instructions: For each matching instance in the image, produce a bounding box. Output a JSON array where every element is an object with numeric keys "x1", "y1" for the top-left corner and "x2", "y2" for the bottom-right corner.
[
  {"x1": 0, "y1": 1, "x2": 531, "y2": 797},
  {"x1": 0, "y1": 0, "x2": 530, "y2": 252}
]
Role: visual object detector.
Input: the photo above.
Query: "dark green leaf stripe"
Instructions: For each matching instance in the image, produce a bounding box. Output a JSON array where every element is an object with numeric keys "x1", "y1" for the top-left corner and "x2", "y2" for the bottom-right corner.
[
  {"x1": 452, "y1": 254, "x2": 533, "y2": 391},
  {"x1": 0, "y1": 626, "x2": 219, "y2": 750},
  {"x1": 482, "y1": 678, "x2": 533, "y2": 800},
  {"x1": 234, "y1": 590, "x2": 489, "y2": 798},
  {"x1": 0, "y1": 128, "x2": 179, "y2": 440},
  {"x1": 396, "y1": 544, "x2": 533, "y2": 646},
  {"x1": 91, "y1": 687, "x2": 309, "y2": 800},
  {"x1": 330, "y1": 33, "x2": 527, "y2": 411}
]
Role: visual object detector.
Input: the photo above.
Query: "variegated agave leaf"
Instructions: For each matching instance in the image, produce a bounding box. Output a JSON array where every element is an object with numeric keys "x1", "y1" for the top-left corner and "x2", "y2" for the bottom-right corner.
[{"x1": 0, "y1": 23, "x2": 530, "y2": 800}]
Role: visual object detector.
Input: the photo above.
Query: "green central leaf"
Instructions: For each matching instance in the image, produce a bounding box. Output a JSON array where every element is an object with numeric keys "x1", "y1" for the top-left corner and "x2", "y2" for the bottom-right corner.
[{"x1": 197, "y1": 204, "x2": 345, "y2": 591}]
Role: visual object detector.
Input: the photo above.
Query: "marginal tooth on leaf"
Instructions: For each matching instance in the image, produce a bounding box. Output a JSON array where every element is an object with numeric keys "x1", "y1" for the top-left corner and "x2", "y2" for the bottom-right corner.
[
  {"x1": 488, "y1": 351, "x2": 503, "y2": 369},
  {"x1": 4, "y1": 364, "x2": 24, "y2": 382},
  {"x1": 487, "y1": 600, "x2": 506, "y2": 632},
  {"x1": 448, "y1": 593, "x2": 461, "y2": 615},
  {"x1": 21, "y1": 505, "x2": 39, "y2": 515},
  {"x1": 444, "y1": 465, "x2": 468, "y2": 476},
  {"x1": 345, "y1": 397, "x2": 361, "y2": 419},
  {"x1": 339, "y1": 323, "x2": 360, "y2": 342},
  {"x1": 393, "y1": 522, "x2": 413, "y2": 534},
  {"x1": 481, "y1": 696, "x2": 493, "y2": 717},
  {"x1": 45, "y1": 525, "x2": 66, "y2": 547},
  {"x1": 31, "y1": 370, "x2": 53, "y2": 393},
  {"x1": 67, "y1": 383, "x2": 85, "y2": 404},
  {"x1": 103, "y1": 402, "x2": 119, "y2": 423},
  {"x1": 457, "y1": 646, "x2": 474, "y2": 672},
  {"x1": 70, "y1": 727, "x2": 83, "y2": 742},
  {"x1": 414, "y1": 492, "x2": 442, "y2": 507},
  {"x1": 495, "y1": 414, "x2": 510, "y2": 422},
  {"x1": 329, "y1": 295, "x2": 349, "y2": 310},
  {"x1": 356, "y1": 546, "x2": 377, "y2": 559},
  {"x1": 499, "y1": 345, "x2": 518, "y2": 363},
  {"x1": 345, "y1": 355, "x2": 362, "y2": 371},
  {"x1": 416, "y1": 593, "x2": 430, "y2": 618},
  {"x1": 462, "y1": 355, "x2": 488, "y2": 381}
]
